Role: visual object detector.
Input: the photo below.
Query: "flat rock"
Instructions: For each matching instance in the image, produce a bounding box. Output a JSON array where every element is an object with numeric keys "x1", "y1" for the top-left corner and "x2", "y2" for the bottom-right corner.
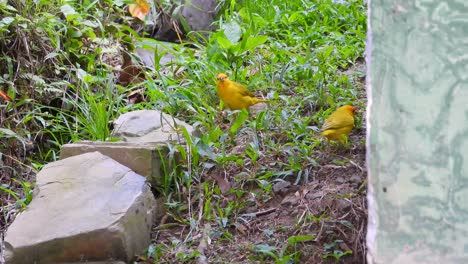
[
  {"x1": 113, "y1": 110, "x2": 194, "y2": 143},
  {"x1": 60, "y1": 141, "x2": 170, "y2": 187},
  {"x1": 180, "y1": 0, "x2": 217, "y2": 33},
  {"x1": 135, "y1": 45, "x2": 179, "y2": 68},
  {"x1": 4, "y1": 152, "x2": 160, "y2": 263}
]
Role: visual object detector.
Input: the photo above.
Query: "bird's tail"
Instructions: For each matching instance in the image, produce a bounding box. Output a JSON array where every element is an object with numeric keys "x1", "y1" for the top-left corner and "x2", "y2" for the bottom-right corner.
[
  {"x1": 320, "y1": 130, "x2": 331, "y2": 137},
  {"x1": 253, "y1": 98, "x2": 268, "y2": 105}
]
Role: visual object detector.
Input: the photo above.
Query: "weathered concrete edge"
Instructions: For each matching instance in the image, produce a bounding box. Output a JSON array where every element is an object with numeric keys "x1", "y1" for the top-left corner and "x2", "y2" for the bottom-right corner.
[{"x1": 365, "y1": 0, "x2": 377, "y2": 263}]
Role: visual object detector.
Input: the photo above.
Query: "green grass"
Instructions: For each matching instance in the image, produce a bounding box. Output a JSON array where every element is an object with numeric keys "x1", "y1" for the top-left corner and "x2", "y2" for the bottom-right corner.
[
  {"x1": 0, "y1": 0, "x2": 367, "y2": 262},
  {"x1": 146, "y1": 0, "x2": 367, "y2": 262},
  {"x1": 151, "y1": 0, "x2": 366, "y2": 189}
]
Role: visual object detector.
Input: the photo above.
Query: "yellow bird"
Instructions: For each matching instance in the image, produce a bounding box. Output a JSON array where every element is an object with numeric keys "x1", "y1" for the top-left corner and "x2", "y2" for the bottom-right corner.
[
  {"x1": 216, "y1": 73, "x2": 268, "y2": 110},
  {"x1": 320, "y1": 105, "x2": 357, "y2": 143}
]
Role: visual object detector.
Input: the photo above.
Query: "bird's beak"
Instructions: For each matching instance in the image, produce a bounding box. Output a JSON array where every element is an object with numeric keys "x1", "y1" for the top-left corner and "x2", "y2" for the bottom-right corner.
[{"x1": 217, "y1": 77, "x2": 225, "y2": 81}]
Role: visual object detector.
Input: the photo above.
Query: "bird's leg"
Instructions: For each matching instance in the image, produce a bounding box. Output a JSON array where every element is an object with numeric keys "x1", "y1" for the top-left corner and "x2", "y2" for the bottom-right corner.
[
  {"x1": 247, "y1": 109, "x2": 254, "y2": 119},
  {"x1": 340, "y1": 135, "x2": 350, "y2": 147}
]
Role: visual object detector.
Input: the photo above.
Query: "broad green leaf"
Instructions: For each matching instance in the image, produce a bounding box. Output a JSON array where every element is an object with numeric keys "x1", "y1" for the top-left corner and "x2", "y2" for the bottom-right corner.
[
  {"x1": 82, "y1": 19, "x2": 99, "y2": 28},
  {"x1": 254, "y1": 244, "x2": 277, "y2": 253},
  {"x1": 217, "y1": 35, "x2": 233, "y2": 49},
  {"x1": 244, "y1": 35, "x2": 268, "y2": 51},
  {"x1": 0, "y1": 128, "x2": 16, "y2": 136},
  {"x1": 68, "y1": 28, "x2": 82, "y2": 38},
  {"x1": 196, "y1": 141, "x2": 217, "y2": 160},
  {"x1": 60, "y1": 4, "x2": 78, "y2": 21},
  {"x1": 287, "y1": 234, "x2": 315, "y2": 246},
  {"x1": 221, "y1": 20, "x2": 242, "y2": 44},
  {"x1": 288, "y1": 12, "x2": 300, "y2": 23},
  {"x1": 0, "y1": 17, "x2": 14, "y2": 27},
  {"x1": 229, "y1": 110, "x2": 249, "y2": 135},
  {"x1": 113, "y1": 0, "x2": 125, "y2": 6},
  {"x1": 253, "y1": 244, "x2": 278, "y2": 259}
]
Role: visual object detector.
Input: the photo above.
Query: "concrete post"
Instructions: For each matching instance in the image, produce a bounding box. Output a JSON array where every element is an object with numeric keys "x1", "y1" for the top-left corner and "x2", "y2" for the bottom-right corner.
[{"x1": 367, "y1": 0, "x2": 468, "y2": 263}]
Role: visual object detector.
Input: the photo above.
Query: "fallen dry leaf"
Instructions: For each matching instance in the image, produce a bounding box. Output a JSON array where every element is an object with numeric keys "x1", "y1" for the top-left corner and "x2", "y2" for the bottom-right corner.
[
  {"x1": 129, "y1": 0, "x2": 151, "y2": 21},
  {"x1": 0, "y1": 90, "x2": 12, "y2": 102},
  {"x1": 118, "y1": 52, "x2": 146, "y2": 85}
]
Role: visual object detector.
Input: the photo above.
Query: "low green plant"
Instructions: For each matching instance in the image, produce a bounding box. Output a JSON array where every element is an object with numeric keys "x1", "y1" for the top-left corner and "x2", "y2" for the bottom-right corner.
[
  {"x1": 0, "y1": 178, "x2": 34, "y2": 209},
  {"x1": 322, "y1": 240, "x2": 353, "y2": 261}
]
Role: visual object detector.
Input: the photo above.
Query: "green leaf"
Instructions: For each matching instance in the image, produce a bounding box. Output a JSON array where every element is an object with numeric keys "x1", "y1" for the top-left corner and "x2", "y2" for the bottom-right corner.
[
  {"x1": 0, "y1": 17, "x2": 14, "y2": 27},
  {"x1": 0, "y1": 185, "x2": 20, "y2": 201},
  {"x1": 82, "y1": 19, "x2": 99, "y2": 28},
  {"x1": 221, "y1": 20, "x2": 242, "y2": 44},
  {"x1": 217, "y1": 35, "x2": 233, "y2": 49},
  {"x1": 1, "y1": 3, "x2": 17, "y2": 12},
  {"x1": 244, "y1": 35, "x2": 268, "y2": 51},
  {"x1": 196, "y1": 141, "x2": 217, "y2": 160},
  {"x1": 288, "y1": 12, "x2": 300, "y2": 23},
  {"x1": 287, "y1": 234, "x2": 315, "y2": 246},
  {"x1": 220, "y1": 217, "x2": 228, "y2": 228},
  {"x1": 60, "y1": 4, "x2": 78, "y2": 21},
  {"x1": 229, "y1": 110, "x2": 249, "y2": 135},
  {"x1": 76, "y1": 69, "x2": 90, "y2": 81},
  {"x1": 60, "y1": 4, "x2": 76, "y2": 15},
  {"x1": 254, "y1": 244, "x2": 277, "y2": 253},
  {"x1": 0, "y1": 128, "x2": 16, "y2": 136},
  {"x1": 69, "y1": 28, "x2": 82, "y2": 38},
  {"x1": 113, "y1": 0, "x2": 125, "y2": 6},
  {"x1": 44, "y1": 52, "x2": 60, "y2": 61}
]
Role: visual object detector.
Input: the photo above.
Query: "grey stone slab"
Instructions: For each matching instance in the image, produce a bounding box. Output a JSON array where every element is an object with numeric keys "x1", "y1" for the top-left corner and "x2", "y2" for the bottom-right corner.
[
  {"x1": 4, "y1": 152, "x2": 159, "y2": 263},
  {"x1": 60, "y1": 141, "x2": 168, "y2": 187}
]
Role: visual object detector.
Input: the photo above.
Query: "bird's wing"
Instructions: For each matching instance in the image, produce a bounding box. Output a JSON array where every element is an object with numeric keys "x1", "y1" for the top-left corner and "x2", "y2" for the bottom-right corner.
[
  {"x1": 321, "y1": 113, "x2": 354, "y2": 131},
  {"x1": 233, "y1": 82, "x2": 255, "y2": 97}
]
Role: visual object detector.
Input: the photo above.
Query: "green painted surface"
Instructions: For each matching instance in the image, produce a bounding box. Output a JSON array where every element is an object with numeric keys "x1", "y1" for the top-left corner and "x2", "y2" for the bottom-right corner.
[{"x1": 367, "y1": 0, "x2": 468, "y2": 263}]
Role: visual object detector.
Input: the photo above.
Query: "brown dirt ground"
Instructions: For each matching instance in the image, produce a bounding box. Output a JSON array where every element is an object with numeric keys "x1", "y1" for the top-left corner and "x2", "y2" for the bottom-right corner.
[
  {"x1": 136, "y1": 133, "x2": 367, "y2": 264},
  {"x1": 136, "y1": 63, "x2": 368, "y2": 264}
]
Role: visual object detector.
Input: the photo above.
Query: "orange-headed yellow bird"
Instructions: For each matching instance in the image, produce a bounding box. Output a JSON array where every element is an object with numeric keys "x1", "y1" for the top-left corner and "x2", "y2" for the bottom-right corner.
[
  {"x1": 320, "y1": 105, "x2": 357, "y2": 143},
  {"x1": 216, "y1": 73, "x2": 268, "y2": 110}
]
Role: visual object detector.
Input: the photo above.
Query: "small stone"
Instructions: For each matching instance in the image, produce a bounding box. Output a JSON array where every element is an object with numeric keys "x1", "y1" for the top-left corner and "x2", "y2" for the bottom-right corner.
[
  {"x1": 350, "y1": 174, "x2": 362, "y2": 184},
  {"x1": 273, "y1": 180, "x2": 291, "y2": 193},
  {"x1": 334, "y1": 199, "x2": 351, "y2": 212},
  {"x1": 113, "y1": 110, "x2": 194, "y2": 143},
  {"x1": 281, "y1": 194, "x2": 299, "y2": 207},
  {"x1": 306, "y1": 190, "x2": 324, "y2": 200},
  {"x1": 340, "y1": 242, "x2": 352, "y2": 252},
  {"x1": 231, "y1": 145, "x2": 246, "y2": 155},
  {"x1": 335, "y1": 176, "x2": 346, "y2": 184}
]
